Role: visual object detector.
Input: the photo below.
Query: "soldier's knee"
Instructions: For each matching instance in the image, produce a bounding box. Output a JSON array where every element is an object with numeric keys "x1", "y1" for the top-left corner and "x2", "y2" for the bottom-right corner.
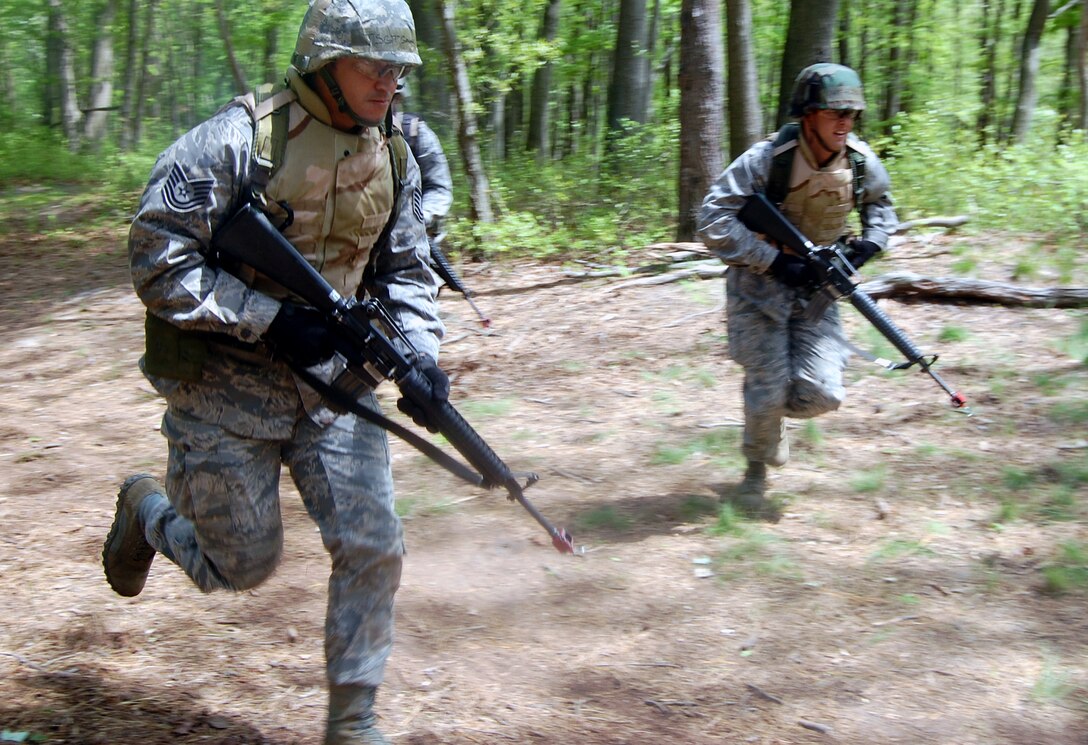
[
  {"x1": 213, "y1": 531, "x2": 284, "y2": 591},
  {"x1": 787, "y1": 379, "x2": 844, "y2": 417}
]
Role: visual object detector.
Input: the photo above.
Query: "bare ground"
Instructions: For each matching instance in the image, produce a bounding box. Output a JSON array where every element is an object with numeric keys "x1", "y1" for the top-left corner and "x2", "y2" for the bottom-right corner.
[{"x1": 1, "y1": 210, "x2": 1087, "y2": 744}]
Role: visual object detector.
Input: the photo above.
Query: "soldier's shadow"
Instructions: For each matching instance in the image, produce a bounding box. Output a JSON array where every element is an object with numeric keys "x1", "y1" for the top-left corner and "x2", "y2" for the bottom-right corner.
[{"x1": 1, "y1": 668, "x2": 294, "y2": 744}]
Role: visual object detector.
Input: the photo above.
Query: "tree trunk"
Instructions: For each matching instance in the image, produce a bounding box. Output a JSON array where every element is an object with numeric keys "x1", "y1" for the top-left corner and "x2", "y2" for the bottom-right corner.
[
  {"x1": 1077, "y1": 0, "x2": 1088, "y2": 130},
  {"x1": 977, "y1": 0, "x2": 1007, "y2": 143},
  {"x1": 776, "y1": 0, "x2": 840, "y2": 128},
  {"x1": 1010, "y1": 0, "x2": 1050, "y2": 142},
  {"x1": 119, "y1": 0, "x2": 139, "y2": 151},
  {"x1": 677, "y1": 0, "x2": 724, "y2": 241},
  {"x1": 47, "y1": 0, "x2": 83, "y2": 151},
  {"x1": 263, "y1": 22, "x2": 280, "y2": 86},
  {"x1": 527, "y1": 0, "x2": 561, "y2": 158},
  {"x1": 83, "y1": 0, "x2": 118, "y2": 152},
  {"x1": 726, "y1": 0, "x2": 762, "y2": 158},
  {"x1": 438, "y1": 0, "x2": 494, "y2": 224},
  {"x1": 881, "y1": 0, "x2": 908, "y2": 125},
  {"x1": 607, "y1": 0, "x2": 650, "y2": 135},
  {"x1": 642, "y1": 0, "x2": 662, "y2": 122},
  {"x1": 215, "y1": 0, "x2": 248, "y2": 95},
  {"x1": 131, "y1": 0, "x2": 159, "y2": 149}
]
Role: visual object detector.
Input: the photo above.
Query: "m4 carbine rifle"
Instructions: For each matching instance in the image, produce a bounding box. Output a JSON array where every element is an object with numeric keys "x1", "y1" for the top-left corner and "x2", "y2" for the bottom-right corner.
[
  {"x1": 213, "y1": 204, "x2": 574, "y2": 554},
  {"x1": 429, "y1": 234, "x2": 491, "y2": 328},
  {"x1": 738, "y1": 192, "x2": 969, "y2": 412}
]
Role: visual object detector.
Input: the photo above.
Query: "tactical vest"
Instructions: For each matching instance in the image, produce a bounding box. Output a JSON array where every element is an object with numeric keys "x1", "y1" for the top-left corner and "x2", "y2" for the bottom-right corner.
[
  {"x1": 244, "y1": 80, "x2": 411, "y2": 281},
  {"x1": 144, "y1": 81, "x2": 412, "y2": 382},
  {"x1": 765, "y1": 121, "x2": 866, "y2": 245}
]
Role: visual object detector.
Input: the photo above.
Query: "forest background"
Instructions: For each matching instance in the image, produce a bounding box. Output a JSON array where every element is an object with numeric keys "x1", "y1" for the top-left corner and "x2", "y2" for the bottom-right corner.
[
  {"x1": 2, "y1": 2, "x2": 1088, "y2": 743},
  {"x1": 3, "y1": 0, "x2": 1086, "y2": 258}
]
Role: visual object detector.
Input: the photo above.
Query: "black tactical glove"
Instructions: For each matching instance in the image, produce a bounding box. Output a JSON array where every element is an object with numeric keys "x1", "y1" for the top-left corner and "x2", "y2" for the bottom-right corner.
[
  {"x1": 397, "y1": 357, "x2": 451, "y2": 433},
  {"x1": 768, "y1": 252, "x2": 819, "y2": 288},
  {"x1": 845, "y1": 239, "x2": 881, "y2": 271},
  {"x1": 264, "y1": 301, "x2": 337, "y2": 367}
]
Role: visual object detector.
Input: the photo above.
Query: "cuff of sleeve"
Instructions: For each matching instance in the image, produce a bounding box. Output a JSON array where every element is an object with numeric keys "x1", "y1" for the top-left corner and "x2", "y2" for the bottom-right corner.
[{"x1": 236, "y1": 292, "x2": 282, "y2": 343}]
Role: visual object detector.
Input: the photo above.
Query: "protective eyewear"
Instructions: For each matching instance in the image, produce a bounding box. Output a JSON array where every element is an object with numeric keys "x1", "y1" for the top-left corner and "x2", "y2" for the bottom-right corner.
[
  {"x1": 350, "y1": 58, "x2": 410, "y2": 81},
  {"x1": 819, "y1": 109, "x2": 861, "y2": 122}
]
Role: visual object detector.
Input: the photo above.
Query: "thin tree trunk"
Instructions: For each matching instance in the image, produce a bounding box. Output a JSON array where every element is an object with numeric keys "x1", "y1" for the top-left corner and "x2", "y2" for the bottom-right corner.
[
  {"x1": 608, "y1": 0, "x2": 650, "y2": 135},
  {"x1": 438, "y1": 0, "x2": 494, "y2": 224},
  {"x1": 677, "y1": 0, "x2": 723, "y2": 241},
  {"x1": 48, "y1": 0, "x2": 83, "y2": 150},
  {"x1": 527, "y1": 0, "x2": 561, "y2": 158},
  {"x1": 726, "y1": 0, "x2": 762, "y2": 158},
  {"x1": 131, "y1": 0, "x2": 159, "y2": 149},
  {"x1": 882, "y1": 0, "x2": 907, "y2": 124},
  {"x1": 215, "y1": 0, "x2": 248, "y2": 95},
  {"x1": 1010, "y1": 0, "x2": 1050, "y2": 142},
  {"x1": 119, "y1": 0, "x2": 139, "y2": 151},
  {"x1": 977, "y1": 0, "x2": 1006, "y2": 143},
  {"x1": 83, "y1": 0, "x2": 118, "y2": 152},
  {"x1": 776, "y1": 0, "x2": 840, "y2": 128},
  {"x1": 1079, "y1": 0, "x2": 1088, "y2": 129}
]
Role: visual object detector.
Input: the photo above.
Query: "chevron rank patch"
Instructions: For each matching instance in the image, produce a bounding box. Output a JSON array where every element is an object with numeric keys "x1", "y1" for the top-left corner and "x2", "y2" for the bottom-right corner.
[
  {"x1": 163, "y1": 162, "x2": 215, "y2": 213},
  {"x1": 412, "y1": 187, "x2": 424, "y2": 225}
]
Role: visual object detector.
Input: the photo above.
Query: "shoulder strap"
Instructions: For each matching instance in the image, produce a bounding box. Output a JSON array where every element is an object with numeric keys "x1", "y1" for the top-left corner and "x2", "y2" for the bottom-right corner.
[
  {"x1": 846, "y1": 147, "x2": 866, "y2": 209},
  {"x1": 766, "y1": 122, "x2": 800, "y2": 206},
  {"x1": 249, "y1": 83, "x2": 297, "y2": 205}
]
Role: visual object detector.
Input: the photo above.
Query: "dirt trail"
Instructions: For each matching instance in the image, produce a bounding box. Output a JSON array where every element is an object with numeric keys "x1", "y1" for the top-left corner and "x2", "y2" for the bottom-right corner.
[{"x1": 1, "y1": 222, "x2": 1086, "y2": 744}]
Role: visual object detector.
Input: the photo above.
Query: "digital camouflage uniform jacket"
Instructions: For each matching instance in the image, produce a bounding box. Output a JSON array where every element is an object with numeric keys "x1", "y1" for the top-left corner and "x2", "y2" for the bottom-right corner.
[
  {"x1": 697, "y1": 131, "x2": 897, "y2": 325},
  {"x1": 129, "y1": 79, "x2": 443, "y2": 440}
]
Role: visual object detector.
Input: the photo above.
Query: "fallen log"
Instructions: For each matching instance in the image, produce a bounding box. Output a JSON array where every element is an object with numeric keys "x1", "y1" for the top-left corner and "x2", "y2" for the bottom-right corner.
[{"x1": 857, "y1": 271, "x2": 1088, "y2": 308}]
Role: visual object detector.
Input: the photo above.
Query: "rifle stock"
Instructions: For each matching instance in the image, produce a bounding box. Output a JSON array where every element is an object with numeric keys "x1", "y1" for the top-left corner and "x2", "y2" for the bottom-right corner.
[
  {"x1": 737, "y1": 193, "x2": 968, "y2": 411},
  {"x1": 212, "y1": 204, "x2": 574, "y2": 553}
]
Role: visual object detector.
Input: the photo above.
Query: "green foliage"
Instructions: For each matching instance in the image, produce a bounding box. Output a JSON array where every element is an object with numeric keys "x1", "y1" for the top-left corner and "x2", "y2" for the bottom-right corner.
[
  {"x1": 1055, "y1": 314, "x2": 1088, "y2": 364},
  {"x1": 1040, "y1": 542, "x2": 1088, "y2": 595},
  {"x1": 937, "y1": 325, "x2": 969, "y2": 343},
  {"x1": 882, "y1": 111, "x2": 1088, "y2": 244},
  {"x1": 649, "y1": 428, "x2": 740, "y2": 467},
  {"x1": 447, "y1": 121, "x2": 679, "y2": 260}
]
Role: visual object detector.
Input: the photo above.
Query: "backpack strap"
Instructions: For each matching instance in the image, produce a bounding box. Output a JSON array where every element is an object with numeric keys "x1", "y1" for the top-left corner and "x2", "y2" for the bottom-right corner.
[
  {"x1": 765, "y1": 122, "x2": 800, "y2": 206},
  {"x1": 249, "y1": 83, "x2": 296, "y2": 209},
  {"x1": 845, "y1": 141, "x2": 867, "y2": 209},
  {"x1": 766, "y1": 121, "x2": 867, "y2": 211}
]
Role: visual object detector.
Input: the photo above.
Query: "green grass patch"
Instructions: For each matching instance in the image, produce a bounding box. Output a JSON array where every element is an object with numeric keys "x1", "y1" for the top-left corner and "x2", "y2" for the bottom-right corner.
[
  {"x1": 850, "y1": 464, "x2": 888, "y2": 494},
  {"x1": 868, "y1": 538, "x2": 937, "y2": 562},
  {"x1": 937, "y1": 325, "x2": 969, "y2": 343},
  {"x1": 1041, "y1": 542, "x2": 1088, "y2": 595},
  {"x1": 573, "y1": 506, "x2": 632, "y2": 533},
  {"x1": 649, "y1": 428, "x2": 740, "y2": 466},
  {"x1": 455, "y1": 398, "x2": 516, "y2": 419}
]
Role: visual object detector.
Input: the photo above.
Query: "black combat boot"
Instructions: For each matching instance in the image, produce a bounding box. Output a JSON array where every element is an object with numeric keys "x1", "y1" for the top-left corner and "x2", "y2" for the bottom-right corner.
[
  {"x1": 727, "y1": 461, "x2": 781, "y2": 523},
  {"x1": 326, "y1": 685, "x2": 392, "y2": 745},
  {"x1": 102, "y1": 474, "x2": 165, "y2": 596}
]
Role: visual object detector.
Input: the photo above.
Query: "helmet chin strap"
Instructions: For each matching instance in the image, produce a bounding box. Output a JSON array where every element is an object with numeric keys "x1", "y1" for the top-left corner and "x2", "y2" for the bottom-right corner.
[{"x1": 318, "y1": 67, "x2": 379, "y2": 128}]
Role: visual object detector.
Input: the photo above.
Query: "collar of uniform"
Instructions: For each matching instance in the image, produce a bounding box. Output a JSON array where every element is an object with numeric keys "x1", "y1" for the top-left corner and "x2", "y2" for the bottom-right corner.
[
  {"x1": 798, "y1": 120, "x2": 848, "y2": 171},
  {"x1": 286, "y1": 66, "x2": 383, "y2": 139},
  {"x1": 287, "y1": 66, "x2": 336, "y2": 127}
]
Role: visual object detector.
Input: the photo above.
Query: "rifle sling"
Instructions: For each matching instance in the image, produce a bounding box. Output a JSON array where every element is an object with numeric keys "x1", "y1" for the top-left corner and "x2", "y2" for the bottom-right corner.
[{"x1": 290, "y1": 363, "x2": 486, "y2": 488}]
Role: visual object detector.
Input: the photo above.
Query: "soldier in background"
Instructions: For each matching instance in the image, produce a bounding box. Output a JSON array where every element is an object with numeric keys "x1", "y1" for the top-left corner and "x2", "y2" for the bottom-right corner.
[
  {"x1": 697, "y1": 63, "x2": 898, "y2": 521},
  {"x1": 394, "y1": 83, "x2": 490, "y2": 326}
]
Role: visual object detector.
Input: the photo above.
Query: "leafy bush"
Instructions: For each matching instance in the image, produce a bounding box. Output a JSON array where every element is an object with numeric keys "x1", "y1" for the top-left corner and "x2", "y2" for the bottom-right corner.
[{"x1": 880, "y1": 110, "x2": 1088, "y2": 243}]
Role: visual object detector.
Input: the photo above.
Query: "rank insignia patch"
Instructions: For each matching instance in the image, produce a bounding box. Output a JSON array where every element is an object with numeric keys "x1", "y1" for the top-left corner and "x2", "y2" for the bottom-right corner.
[
  {"x1": 412, "y1": 186, "x2": 424, "y2": 224},
  {"x1": 163, "y1": 162, "x2": 215, "y2": 213}
]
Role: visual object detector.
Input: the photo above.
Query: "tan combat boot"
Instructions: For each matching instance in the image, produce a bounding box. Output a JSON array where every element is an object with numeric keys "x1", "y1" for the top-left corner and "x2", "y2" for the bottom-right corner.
[
  {"x1": 102, "y1": 474, "x2": 163, "y2": 596},
  {"x1": 326, "y1": 685, "x2": 391, "y2": 745}
]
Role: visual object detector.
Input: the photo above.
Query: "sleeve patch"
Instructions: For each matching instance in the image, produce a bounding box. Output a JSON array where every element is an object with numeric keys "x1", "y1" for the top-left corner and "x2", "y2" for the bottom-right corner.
[
  {"x1": 162, "y1": 162, "x2": 216, "y2": 213},
  {"x1": 412, "y1": 187, "x2": 424, "y2": 224}
]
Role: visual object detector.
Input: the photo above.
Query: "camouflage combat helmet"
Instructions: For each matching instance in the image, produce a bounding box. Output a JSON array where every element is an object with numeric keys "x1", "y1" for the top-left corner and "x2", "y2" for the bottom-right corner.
[
  {"x1": 789, "y1": 63, "x2": 866, "y2": 117},
  {"x1": 292, "y1": 0, "x2": 421, "y2": 74}
]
